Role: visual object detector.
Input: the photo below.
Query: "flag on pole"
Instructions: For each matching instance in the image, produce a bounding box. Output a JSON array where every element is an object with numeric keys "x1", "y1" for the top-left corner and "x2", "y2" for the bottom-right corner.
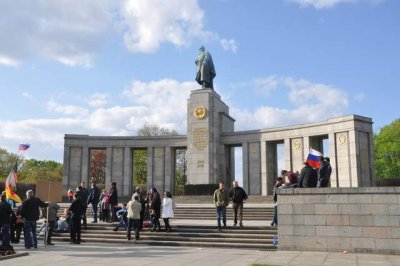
[
  {"x1": 19, "y1": 143, "x2": 30, "y2": 151},
  {"x1": 5, "y1": 163, "x2": 21, "y2": 203},
  {"x1": 306, "y1": 148, "x2": 323, "y2": 168}
]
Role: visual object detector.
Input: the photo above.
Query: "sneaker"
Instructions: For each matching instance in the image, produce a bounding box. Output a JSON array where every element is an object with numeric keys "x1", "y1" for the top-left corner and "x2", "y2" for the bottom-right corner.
[
  {"x1": 239, "y1": 223, "x2": 243, "y2": 227},
  {"x1": 47, "y1": 243, "x2": 55, "y2": 246},
  {"x1": 233, "y1": 223, "x2": 237, "y2": 226}
]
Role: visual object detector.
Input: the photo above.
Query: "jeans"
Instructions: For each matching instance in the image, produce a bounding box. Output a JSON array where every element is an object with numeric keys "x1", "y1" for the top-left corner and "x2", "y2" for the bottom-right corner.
[
  {"x1": 92, "y1": 203, "x2": 98, "y2": 222},
  {"x1": 24, "y1": 220, "x2": 37, "y2": 248},
  {"x1": 70, "y1": 216, "x2": 81, "y2": 244},
  {"x1": 216, "y1": 206, "x2": 226, "y2": 229},
  {"x1": 127, "y1": 219, "x2": 140, "y2": 240},
  {"x1": 272, "y1": 205, "x2": 278, "y2": 225},
  {"x1": 232, "y1": 202, "x2": 243, "y2": 225},
  {"x1": 1, "y1": 223, "x2": 11, "y2": 246}
]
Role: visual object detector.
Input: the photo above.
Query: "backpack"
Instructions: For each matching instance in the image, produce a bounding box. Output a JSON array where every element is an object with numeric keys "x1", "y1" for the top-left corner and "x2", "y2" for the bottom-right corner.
[{"x1": 102, "y1": 194, "x2": 110, "y2": 204}]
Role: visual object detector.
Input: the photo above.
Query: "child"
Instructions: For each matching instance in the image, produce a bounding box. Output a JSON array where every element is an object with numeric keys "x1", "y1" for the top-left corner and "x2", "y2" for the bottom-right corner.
[
  {"x1": 161, "y1": 191, "x2": 175, "y2": 232},
  {"x1": 67, "y1": 188, "x2": 74, "y2": 203},
  {"x1": 99, "y1": 190, "x2": 110, "y2": 222}
]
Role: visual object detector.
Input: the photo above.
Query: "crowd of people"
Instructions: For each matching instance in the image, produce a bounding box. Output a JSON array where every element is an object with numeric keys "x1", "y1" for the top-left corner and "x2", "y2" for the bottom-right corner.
[{"x1": 271, "y1": 155, "x2": 332, "y2": 226}]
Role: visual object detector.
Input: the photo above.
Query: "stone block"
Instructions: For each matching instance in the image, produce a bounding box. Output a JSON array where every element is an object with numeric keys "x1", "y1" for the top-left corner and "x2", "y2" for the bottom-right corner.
[
  {"x1": 316, "y1": 226, "x2": 339, "y2": 237},
  {"x1": 350, "y1": 238, "x2": 376, "y2": 250},
  {"x1": 293, "y1": 214, "x2": 305, "y2": 225},
  {"x1": 348, "y1": 194, "x2": 372, "y2": 204},
  {"x1": 293, "y1": 204, "x2": 315, "y2": 215},
  {"x1": 326, "y1": 194, "x2": 349, "y2": 204},
  {"x1": 315, "y1": 204, "x2": 338, "y2": 215},
  {"x1": 278, "y1": 204, "x2": 293, "y2": 215},
  {"x1": 293, "y1": 225, "x2": 316, "y2": 236},
  {"x1": 327, "y1": 236, "x2": 351, "y2": 251},
  {"x1": 338, "y1": 204, "x2": 361, "y2": 215},
  {"x1": 361, "y1": 204, "x2": 388, "y2": 215},
  {"x1": 305, "y1": 236, "x2": 328, "y2": 251},
  {"x1": 302, "y1": 195, "x2": 326, "y2": 204},
  {"x1": 374, "y1": 215, "x2": 400, "y2": 227},
  {"x1": 304, "y1": 215, "x2": 327, "y2": 225},
  {"x1": 338, "y1": 226, "x2": 362, "y2": 237},
  {"x1": 278, "y1": 225, "x2": 293, "y2": 236},
  {"x1": 372, "y1": 194, "x2": 398, "y2": 204},
  {"x1": 375, "y1": 239, "x2": 400, "y2": 250},
  {"x1": 362, "y1": 227, "x2": 389, "y2": 238},
  {"x1": 278, "y1": 196, "x2": 292, "y2": 204},
  {"x1": 388, "y1": 227, "x2": 400, "y2": 239},
  {"x1": 278, "y1": 214, "x2": 292, "y2": 225},
  {"x1": 387, "y1": 204, "x2": 400, "y2": 215},
  {"x1": 349, "y1": 215, "x2": 374, "y2": 226},
  {"x1": 326, "y1": 215, "x2": 349, "y2": 226}
]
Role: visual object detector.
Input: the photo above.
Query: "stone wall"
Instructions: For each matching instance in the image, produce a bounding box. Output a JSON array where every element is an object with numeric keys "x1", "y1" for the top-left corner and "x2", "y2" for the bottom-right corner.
[{"x1": 278, "y1": 187, "x2": 400, "y2": 254}]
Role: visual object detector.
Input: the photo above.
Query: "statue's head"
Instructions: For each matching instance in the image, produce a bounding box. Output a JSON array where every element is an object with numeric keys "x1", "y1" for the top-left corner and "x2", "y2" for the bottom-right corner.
[{"x1": 199, "y1": 46, "x2": 205, "y2": 52}]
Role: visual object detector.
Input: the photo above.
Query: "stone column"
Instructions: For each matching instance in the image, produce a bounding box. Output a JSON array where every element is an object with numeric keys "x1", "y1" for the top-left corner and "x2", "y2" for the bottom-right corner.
[
  {"x1": 123, "y1": 147, "x2": 132, "y2": 197},
  {"x1": 242, "y1": 142, "x2": 249, "y2": 193},
  {"x1": 260, "y1": 141, "x2": 267, "y2": 196},
  {"x1": 105, "y1": 147, "x2": 112, "y2": 190},
  {"x1": 328, "y1": 133, "x2": 338, "y2": 187},
  {"x1": 62, "y1": 146, "x2": 70, "y2": 192},
  {"x1": 81, "y1": 146, "x2": 89, "y2": 184},
  {"x1": 248, "y1": 142, "x2": 261, "y2": 195},
  {"x1": 284, "y1": 138, "x2": 292, "y2": 171},
  {"x1": 265, "y1": 142, "x2": 277, "y2": 195},
  {"x1": 164, "y1": 147, "x2": 174, "y2": 195},
  {"x1": 336, "y1": 132, "x2": 351, "y2": 187},
  {"x1": 290, "y1": 138, "x2": 303, "y2": 173},
  {"x1": 348, "y1": 130, "x2": 358, "y2": 187},
  {"x1": 69, "y1": 147, "x2": 83, "y2": 191},
  {"x1": 153, "y1": 147, "x2": 165, "y2": 195}
]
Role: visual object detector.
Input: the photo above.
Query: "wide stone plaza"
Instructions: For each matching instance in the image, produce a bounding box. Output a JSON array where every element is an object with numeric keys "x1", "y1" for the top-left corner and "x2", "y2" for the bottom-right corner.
[{"x1": 6, "y1": 242, "x2": 400, "y2": 266}]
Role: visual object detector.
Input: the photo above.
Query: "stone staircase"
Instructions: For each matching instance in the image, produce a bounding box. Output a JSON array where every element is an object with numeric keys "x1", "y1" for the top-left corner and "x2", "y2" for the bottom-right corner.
[{"x1": 36, "y1": 205, "x2": 277, "y2": 250}]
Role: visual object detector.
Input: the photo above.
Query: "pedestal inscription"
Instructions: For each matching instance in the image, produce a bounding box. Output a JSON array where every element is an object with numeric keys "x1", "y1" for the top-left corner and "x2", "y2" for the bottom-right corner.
[{"x1": 192, "y1": 127, "x2": 209, "y2": 151}]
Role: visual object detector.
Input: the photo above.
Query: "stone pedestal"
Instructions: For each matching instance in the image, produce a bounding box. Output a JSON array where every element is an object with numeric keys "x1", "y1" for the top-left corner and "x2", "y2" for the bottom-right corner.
[{"x1": 186, "y1": 89, "x2": 234, "y2": 185}]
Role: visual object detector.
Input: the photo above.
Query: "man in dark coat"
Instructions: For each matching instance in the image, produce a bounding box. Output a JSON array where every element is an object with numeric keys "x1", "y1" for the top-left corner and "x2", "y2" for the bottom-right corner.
[
  {"x1": 0, "y1": 193, "x2": 16, "y2": 247},
  {"x1": 109, "y1": 182, "x2": 118, "y2": 222},
  {"x1": 229, "y1": 181, "x2": 248, "y2": 227},
  {"x1": 150, "y1": 188, "x2": 161, "y2": 232},
  {"x1": 21, "y1": 190, "x2": 47, "y2": 249},
  {"x1": 317, "y1": 156, "x2": 330, "y2": 187},
  {"x1": 68, "y1": 194, "x2": 85, "y2": 244},
  {"x1": 299, "y1": 162, "x2": 318, "y2": 188},
  {"x1": 87, "y1": 182, "x2": 100, "y2": 223},
  {"x1": 75, "y1": 183, "x2": 89, "y2": 228}
]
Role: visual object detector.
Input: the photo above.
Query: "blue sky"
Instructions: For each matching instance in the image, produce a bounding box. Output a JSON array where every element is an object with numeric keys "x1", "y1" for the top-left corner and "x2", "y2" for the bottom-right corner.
[{"x1": 0, "y1": 0, "x2": 399, "y2": 162}]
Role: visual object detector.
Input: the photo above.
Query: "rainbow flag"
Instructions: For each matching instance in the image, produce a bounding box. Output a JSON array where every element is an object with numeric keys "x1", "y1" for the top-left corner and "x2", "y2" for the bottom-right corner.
[{"x1": 5, "y1": 163, "x2": 21, "y2": 203}]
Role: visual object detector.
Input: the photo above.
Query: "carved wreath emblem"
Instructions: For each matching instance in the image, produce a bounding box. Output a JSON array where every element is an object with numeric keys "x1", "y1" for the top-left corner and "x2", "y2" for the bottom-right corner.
[{"x1": 194, "y1": 106, "x2": 207, "y2": 119}]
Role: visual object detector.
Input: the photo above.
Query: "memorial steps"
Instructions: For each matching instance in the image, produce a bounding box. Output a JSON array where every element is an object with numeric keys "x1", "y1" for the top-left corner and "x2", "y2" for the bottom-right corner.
[{"x1": 35, "y1": 205, "x2": 277, "y2": 250}]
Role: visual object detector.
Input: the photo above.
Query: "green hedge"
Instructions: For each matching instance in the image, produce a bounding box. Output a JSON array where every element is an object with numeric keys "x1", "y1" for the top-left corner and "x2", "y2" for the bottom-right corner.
[{"x1": 183, "y1": 184, "x2": 218, "y2": 195}]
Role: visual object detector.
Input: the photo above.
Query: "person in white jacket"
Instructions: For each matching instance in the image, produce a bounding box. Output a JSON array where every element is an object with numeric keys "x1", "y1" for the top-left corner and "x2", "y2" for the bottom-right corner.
[{"x1": 161, "y1": 191, "x2": 175, "y2": 232}]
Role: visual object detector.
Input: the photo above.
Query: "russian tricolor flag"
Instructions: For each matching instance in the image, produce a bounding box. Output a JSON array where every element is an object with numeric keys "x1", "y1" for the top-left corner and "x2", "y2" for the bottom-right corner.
[
  {"x1": 306, "y1": 148, "x2": 323, "y2": 168},
  {"x1": 18, "y1": 143, "x2": 30, "y2": 151}
]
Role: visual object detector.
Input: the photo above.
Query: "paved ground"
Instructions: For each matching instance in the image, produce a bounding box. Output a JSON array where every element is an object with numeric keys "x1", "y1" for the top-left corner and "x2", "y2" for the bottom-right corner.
[{"x1": 7, "y1": 242, "x2": 400, "y2": 266}]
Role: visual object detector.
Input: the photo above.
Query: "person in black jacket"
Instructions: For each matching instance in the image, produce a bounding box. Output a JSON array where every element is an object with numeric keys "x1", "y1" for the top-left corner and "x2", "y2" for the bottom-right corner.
[
  {"x1": 149, "y1": 188, "x2": 161, "y2": 232},
  {"x1": 21, "y1": 190, "x2": 47, "y2": 249},
  {"x1": 10, "y1": 206, "x2": 23, "y2": 244},
  {"x1": 68, "y1": 194, "x2": 85, "y2": 244},
  {"x1": 271, "y1": 177, "x2": 283, "y2": 226},
  {"x1": 75, "y1": 183, "x2": 89, "y2": 228},
  {"x1": 0, "y1": 193, "x2": 16, "y2": 247},
  {"x1": 87, "y1": 182, "x2": 100, "y2": 223},
  {"x1": 109, "y1": 182, "x2": 118, "y2": 222},
  {"x1": 229, "y1": 181, "x2": 248, "y2": 227},
  {"x1": 317, "y1": 156, "x2": 330, "y2": 187},
  {"x1": 298, "y1": 162, "x2": 318, "y2": 188}
]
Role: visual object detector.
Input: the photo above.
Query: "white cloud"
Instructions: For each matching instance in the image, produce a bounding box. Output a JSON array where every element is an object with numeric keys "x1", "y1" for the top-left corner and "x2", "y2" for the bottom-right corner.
[
  {"x1": 354, "y1": 92, "x2": 366, "y2": 102},
  {"x1": 287, "y1": 0, "x2": 384, "y2": 9},
  {"x1": 47, "y1": 100, "x2": 89, "y2": 116},
  {"x1": 21, "y1": 92, "x2": 36, "y2": 101},
  {"x1": 119, "y1": 0, "x2": 211, "y2": 53},
  {"x1": 220, "y1": 39, "x2": 238, "y2": 53},
  {"x1": 0, "y1": 0, "x2": 111, "y2": 67},
  {"x1": 86, "y1": 93, "x2": 109, "y2": 108},
  {"x1": 232, "y1": 76, "x2": 349, "y2": 130}
]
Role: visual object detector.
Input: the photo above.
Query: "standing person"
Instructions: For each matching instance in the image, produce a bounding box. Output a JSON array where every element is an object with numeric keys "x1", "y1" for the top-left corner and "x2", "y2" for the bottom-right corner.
[
  {"x1": 67, "y1": 188, "x2": 74, "y2": 203},
  {"x1": 10, "y1": 206, "x2": 23, "y2": 244},
  {"x1": 213, "y1": 181, "x2": 230, "y2": 231},
  {"x1": 0, "y1": 192, "x2": 16, "y2": 247},
  {"x1": 21, "y1": 190, "x2": 47, "y2": 249},
  {"x1": 161, "y1": 191, "x2": 175, "y2": 232},
  {"x1": 271, "y1": 177, "x2": 283, "y2": 226},
  {"x1": 46, "y1": 201, "x2": 60, "y2": 245},
  {"x1": 133, "y1": 186, "x2": 146, "y2": 230},
  {"x1": 75, "y1": 183, "x2": 88, "y2": 229},
  {"x1": 126, "y1": 195, "x2": 142, "y2": 240},
  {"x1": 68, "y1": 194, "x2": 85, "y2": 244},
  {"x1": 149, "y1": 188, "x2": 161, "y2": 232},
  {"x1": 229, "y1": 181, "x2": 248, "y2": 227},
  {"x1": 109, "y1": 182, "x2": 118, "y2": 222},
  {"x1": 99, "y1": 190, "x2": 110, "y2": 222},
  {"x1": 87, "y1": 182, "x2": 100, "y2": 223},
  {"x1": 298, "y1": 162, "x2": 318, "y2": 188},
  {"x1": 317, "y1": 156, "x2": 330, "y2": 187},
  {"x1": 325, "y1": 157, "x2": 332, "y2": 184}
]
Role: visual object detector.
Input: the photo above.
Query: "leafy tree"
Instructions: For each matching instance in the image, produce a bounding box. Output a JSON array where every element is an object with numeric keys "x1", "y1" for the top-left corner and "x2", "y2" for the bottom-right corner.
[
  {"x1": 19, "y1": 159, "x2": 63, "y2": 183},
  {"x1": 138, "y1": 124, "x2": 178, "y2": 137},
  {"x1": 0, "y1": 148, "x2": 23, "y2": 181},
  {"x1": 175, "y1": 149, "x2": 187, "y2": 195},
  {"x1": 374, "y1": 119, "x2": 400, "y2": 178},
  {"x1": 89, "y1": 149, "x2": 106, "y2": 185}
]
